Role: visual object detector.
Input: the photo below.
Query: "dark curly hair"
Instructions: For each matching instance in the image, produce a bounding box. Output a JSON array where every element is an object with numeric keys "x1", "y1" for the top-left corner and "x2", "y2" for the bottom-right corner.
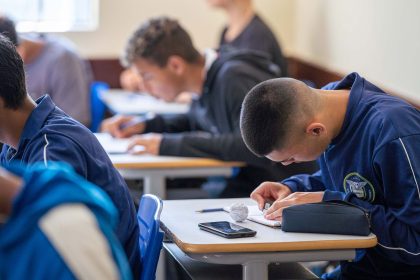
[{"x1": 122, "y1": 16, "x2": 200, "y2": 67}]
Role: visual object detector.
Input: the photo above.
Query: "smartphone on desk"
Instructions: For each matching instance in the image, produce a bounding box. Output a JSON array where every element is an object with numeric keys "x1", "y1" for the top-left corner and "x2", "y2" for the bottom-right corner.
[{"x1": 198, "y1": 221, "x2": 257, "y2": 239}]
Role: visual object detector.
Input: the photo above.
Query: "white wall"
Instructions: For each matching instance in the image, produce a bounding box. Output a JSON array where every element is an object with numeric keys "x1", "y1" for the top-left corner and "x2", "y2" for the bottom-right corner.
[
  {"x1": 59, "y1": 0, "x2": 293, "y2": 58},
  {"x1": 291, "y1": 0, "x2": 420, "y2": 103},
  {"x1": 56, "y1": 0, "x2": 419, "y2": 102}
]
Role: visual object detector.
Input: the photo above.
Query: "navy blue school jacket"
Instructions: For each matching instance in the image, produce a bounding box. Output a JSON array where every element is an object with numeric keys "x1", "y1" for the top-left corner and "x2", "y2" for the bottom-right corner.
[
  {"x1": 282, "y1": 73, "x2": 420, "y2": 279},
  {"x1": 0, "y1": 96, "x2": 140, "y2": 277}
]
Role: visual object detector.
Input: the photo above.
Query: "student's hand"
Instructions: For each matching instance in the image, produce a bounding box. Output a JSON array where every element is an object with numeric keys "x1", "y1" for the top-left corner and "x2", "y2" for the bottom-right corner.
[
  {"x1": 251, "y1": 182, "x2": 293, "y2": 211},
  {"x1": 120, "y1": 68, "x2": 145, "y2": 92},
  {"x1": 100, "y1": 115, "x2": 145, "y2": 138},
  {"x1": 175, "y1": 91, "x2": 193, "y2": 104},
  {"x1": 264, "y1": 192, "x2": 324, "y2": 220},
  {"x1": 127, "y1": 133, "x2": 162, "y2": 155}
]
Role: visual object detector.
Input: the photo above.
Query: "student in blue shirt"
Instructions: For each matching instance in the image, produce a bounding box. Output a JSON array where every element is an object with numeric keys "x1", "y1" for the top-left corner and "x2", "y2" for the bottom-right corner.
[
  {"x1": 240, "y1": 73, "x2": 420, "y2": 279},
  {"x1": 0, "y1": 163, "x2": 132, "y2": 280},
  {"x1": 0, "y1": 35, "x2": 141, "y2": 277}
]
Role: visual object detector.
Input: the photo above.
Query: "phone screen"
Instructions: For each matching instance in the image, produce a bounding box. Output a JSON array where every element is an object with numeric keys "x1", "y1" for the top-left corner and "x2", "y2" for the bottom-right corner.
[{"x1": 198, "y1": 221, "x2": 256, "y2": 238}]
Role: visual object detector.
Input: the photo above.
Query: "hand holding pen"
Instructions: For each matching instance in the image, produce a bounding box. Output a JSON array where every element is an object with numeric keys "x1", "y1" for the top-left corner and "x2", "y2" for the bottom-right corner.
[
  {"x1": 101, "y1": 115, "x2": 146, "y2": 138},
  {"x1": 250, "y1": 181, "x2": 292, "y2": 211}
]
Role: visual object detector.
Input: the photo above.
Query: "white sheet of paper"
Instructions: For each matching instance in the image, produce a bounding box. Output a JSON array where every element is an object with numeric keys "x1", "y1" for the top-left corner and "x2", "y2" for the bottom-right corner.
[
  {"x1": 224, "y1": 205, "x2": 281, "y2": 227},
  {"x1": 95, "y1": 133, "x2": 145, "y2": 154}
]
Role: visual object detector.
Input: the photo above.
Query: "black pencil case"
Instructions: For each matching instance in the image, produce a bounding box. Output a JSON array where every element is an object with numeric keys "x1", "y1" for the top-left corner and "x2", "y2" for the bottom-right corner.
[{"x1": 282, "y1": 201, "x2": 371, "y2": 236}]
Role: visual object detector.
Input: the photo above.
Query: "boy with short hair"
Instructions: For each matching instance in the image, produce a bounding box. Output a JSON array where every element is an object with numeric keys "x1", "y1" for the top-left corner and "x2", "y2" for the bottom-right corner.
[{"x1": 241, "y1": 73, "x2": 420, "y2": 279}]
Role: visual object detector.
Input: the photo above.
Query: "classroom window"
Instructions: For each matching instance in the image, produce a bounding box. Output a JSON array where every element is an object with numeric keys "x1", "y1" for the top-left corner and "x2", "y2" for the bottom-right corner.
[{"x1": 0, "y1": 0, "x2": 99, "y2": 32}]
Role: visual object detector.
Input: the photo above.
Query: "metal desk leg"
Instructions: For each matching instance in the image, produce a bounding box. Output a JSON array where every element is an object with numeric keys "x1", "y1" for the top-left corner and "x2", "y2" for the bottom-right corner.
[
  {"x1": 243, "y1": 261, "x2": 268, "y2": 280},
  {"x1": 143, "y1": 173, "x2": 166, "y2": 199}
]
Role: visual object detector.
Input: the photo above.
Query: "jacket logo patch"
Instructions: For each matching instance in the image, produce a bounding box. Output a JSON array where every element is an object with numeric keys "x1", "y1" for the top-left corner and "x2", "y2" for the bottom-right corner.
[{"x1": 343, "y1": 173, "x2": 375, "y2": 202}]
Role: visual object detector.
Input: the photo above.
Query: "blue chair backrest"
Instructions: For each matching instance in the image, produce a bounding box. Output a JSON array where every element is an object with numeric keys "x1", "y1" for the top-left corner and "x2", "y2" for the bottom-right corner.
[
  {"x1": 90, "y1": 81, "x2": 109, "y2": 132},
  {"x1": 138, "y1": 194, "x2": 164, "y2": 280}
]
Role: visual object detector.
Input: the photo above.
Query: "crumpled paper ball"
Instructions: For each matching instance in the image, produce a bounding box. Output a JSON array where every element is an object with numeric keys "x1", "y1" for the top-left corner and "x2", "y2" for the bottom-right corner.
[{"x1": 229, "y1": 202, "x2": 249, "y2": 222}]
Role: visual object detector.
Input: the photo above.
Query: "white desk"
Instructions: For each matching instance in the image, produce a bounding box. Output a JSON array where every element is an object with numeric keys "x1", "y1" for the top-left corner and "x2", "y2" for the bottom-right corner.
[
  {"x1": 100, "y1": 89, "x2": 190, "y2": 115},
  {"x1": 95, "y1": 133, "x2": 243, "y2": 199},
  {"x1": 95, "y1": 134, "x2": 244, "y2": 280},
  {"x1": 161, "y1": 198, "x2": 378, "y2": 280},
  {"x1": 105, "y1": 152, "x2": 243, "y2": 280},
  {"x1": 109, "y1": 154, "x2": 242, "y2": 199}
]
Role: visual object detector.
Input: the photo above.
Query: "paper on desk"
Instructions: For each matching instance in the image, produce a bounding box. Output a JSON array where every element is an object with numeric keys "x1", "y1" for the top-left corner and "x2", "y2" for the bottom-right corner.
[
  {"x1": 223, "y1": 205, "x2": 281, "y2": 227},
  {"x1": 95, "y1": 133, "x2": 145, "y2": 154}
]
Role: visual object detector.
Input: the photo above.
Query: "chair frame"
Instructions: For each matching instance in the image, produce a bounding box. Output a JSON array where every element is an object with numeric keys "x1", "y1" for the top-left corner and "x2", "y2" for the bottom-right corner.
[{"x1": 138, "y1": 194, "x2": 164, "y2": 280}]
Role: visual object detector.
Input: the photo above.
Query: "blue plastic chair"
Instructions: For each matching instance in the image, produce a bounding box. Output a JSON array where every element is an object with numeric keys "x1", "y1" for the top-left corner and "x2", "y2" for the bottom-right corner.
[
  {"x1": 138, "y1": 194, "x2": 164, "y2": 280},
  {"x1": 90, "y1": 81, "x2": 109, "y2": 132}
]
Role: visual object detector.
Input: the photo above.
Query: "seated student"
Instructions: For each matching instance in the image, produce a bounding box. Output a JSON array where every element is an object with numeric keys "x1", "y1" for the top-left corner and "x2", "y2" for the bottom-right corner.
[
  {"x1": 240, "y1": 73, "x2": 420, "y2": 279},
  {"x1": 206, "y1": 0, "x2": 288, "y2": 76},
  {"x1": 0, "y1": 35, "x2": 140, "y2": 277},
  {"x1": 0, "y1": 16, "x2": 92, "y2": 126},
  {"x1": 0, "y1": 163, "x2": 132, "y2": 280},
  {"x1": 101, "y1": 16, "x2": 317, "y2": 197}
]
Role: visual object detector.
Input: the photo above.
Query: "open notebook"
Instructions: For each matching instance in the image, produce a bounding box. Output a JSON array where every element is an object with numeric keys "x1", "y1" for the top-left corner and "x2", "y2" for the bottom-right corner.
[
  {"x1": 95, "y1": 133, "x2": 145, "y2": 154},
  {"x1": 223, "y1": 205, "x2": 281, "y2": 227}
]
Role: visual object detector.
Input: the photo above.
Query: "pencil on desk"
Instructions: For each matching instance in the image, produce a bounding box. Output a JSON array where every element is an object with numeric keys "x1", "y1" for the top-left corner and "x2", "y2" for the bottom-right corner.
[{"x1": 195, "y1": 208, "x2": 224, "y2": 213}]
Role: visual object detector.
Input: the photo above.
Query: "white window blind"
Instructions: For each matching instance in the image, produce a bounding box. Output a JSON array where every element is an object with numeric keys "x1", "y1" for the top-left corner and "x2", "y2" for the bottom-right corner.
[{"x1": 0, "y1": 0, "x2": 98, "y2": 32}]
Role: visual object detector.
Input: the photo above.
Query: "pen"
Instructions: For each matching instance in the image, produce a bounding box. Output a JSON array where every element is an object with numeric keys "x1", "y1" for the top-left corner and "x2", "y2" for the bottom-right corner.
[
  {"x1": 195, "y1": 208, "x2": 224, "y2": 213},
  {"x1": 119, "y1": 112, "x2": 157, "y2": 130},
  {"x1": 119, "y1": 115, "x2": 147, "y2": 130},
  {"x1": 262, "y1": 202, "x2": 272, "y2": 213}
]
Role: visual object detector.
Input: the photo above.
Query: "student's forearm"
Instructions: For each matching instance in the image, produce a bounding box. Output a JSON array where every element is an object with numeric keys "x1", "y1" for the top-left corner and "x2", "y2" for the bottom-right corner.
[
  {"x1": 159, "y1": 132, "x2": 270, "y2": 166},
  {"x1": 345, "y1": 195, "x2": 420, "y2": 265},
  {"x1": 281, "y1": 170, "x2": 325, "y2": 193},
  {"x1": 144, "y1": 114, "x2": 192, "y2": 133}
]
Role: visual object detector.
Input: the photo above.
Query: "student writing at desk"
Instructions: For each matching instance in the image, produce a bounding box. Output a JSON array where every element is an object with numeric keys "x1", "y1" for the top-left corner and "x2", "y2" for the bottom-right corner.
[
  {"x1": 0, "y1": 35, "x2": 140, "y2": 278},
  {"x1": 240, "y1": 74, "x2": 420, "y2": 279},
  {"x1": 101, "y1": 16, "x2": 317, "y2": 197}
]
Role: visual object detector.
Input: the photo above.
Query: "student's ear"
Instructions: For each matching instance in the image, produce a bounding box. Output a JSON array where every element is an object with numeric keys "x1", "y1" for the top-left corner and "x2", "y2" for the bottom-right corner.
[
  {"x1": 306, "y1": 122, "x2": 326, "y2": 137},
  {"x1": 167, "y1": 55, "x2": 186, "y2": 75}
]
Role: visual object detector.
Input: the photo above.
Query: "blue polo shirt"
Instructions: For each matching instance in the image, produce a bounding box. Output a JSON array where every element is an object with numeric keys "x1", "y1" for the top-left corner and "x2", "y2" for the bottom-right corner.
[
  {"x1": 282, "y1": 73, "x2": 420, "y2": 278},
  {"x1": 0, "y1": 95, "x2": 140, "y2": 276}
]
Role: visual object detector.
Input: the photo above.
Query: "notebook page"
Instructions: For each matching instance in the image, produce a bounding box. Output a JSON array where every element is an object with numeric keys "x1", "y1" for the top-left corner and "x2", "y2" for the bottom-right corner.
[
  {"x1": 247, "y1": 205, "x2": 281, "y2": 227},
  {"x1": 95, "y1": 133, "x2": 145, "y2": 154},
  {"x1": 223, "y1": 205, "x2": 281, "y2": 227}
]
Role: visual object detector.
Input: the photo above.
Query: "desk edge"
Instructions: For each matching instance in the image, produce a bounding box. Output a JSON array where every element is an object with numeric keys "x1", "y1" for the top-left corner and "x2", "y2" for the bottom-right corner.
[
  {"x1": 114, "y1": 160, "x2": 244, "y2": 169},
  {"x1": 161, "y1": 222, "x2": 378, "y2": 254}
]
